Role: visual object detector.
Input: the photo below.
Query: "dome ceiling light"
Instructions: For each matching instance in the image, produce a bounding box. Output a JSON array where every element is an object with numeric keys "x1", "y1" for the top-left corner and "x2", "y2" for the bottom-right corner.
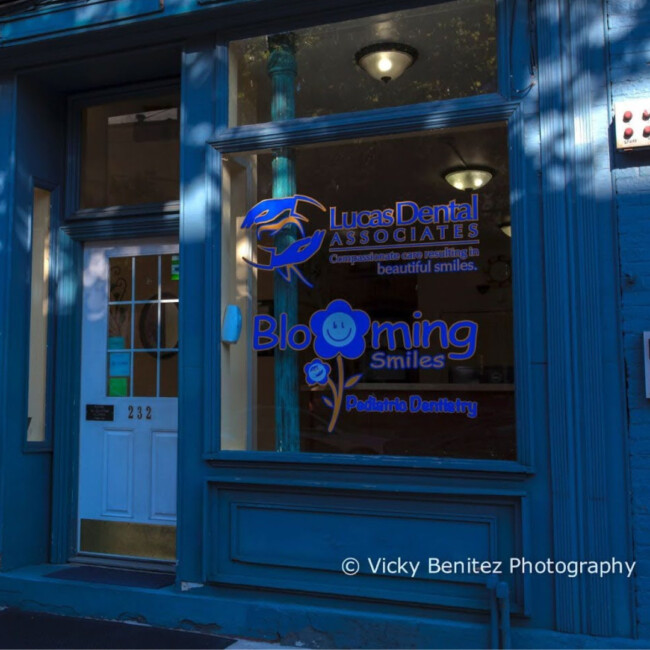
[
  {"x1": 355, "y1": 42, "x2": 418, "y2": 83},
  {"x1": 443, "y1": 168, "x2": 494, "y2": 192}
]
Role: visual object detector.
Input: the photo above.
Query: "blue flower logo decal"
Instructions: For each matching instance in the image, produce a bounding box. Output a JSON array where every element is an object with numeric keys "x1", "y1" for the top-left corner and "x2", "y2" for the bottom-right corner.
[
  {"x1": 309, "y1": 300, "x2": 371, "y2": 360},
  {"x1": 304, "y1": 359, "x2": 331, "y2": 386}
]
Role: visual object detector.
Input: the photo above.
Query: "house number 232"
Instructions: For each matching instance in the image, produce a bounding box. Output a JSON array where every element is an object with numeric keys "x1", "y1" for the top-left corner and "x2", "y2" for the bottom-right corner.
[{"x1": 128, "y1": 406, "x2": 152, "y2": 420}]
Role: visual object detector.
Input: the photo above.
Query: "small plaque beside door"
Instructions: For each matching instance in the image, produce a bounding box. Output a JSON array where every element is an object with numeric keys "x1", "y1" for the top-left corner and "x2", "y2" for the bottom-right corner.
[{"x1": 85, "y1": 404, "x2": 114, "y2": 421}]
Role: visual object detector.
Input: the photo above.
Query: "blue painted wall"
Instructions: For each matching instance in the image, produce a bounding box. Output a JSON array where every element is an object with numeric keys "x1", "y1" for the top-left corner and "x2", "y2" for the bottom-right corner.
[
  {"x1": 0, "y1": 0, "x2": 647, "y2": 647},
  {"x1": 607, "y1": 0, "x2": 650, "y2": 638},
  {"x1": 0, "y1": 77, "x2": 66, "y2": 570}
]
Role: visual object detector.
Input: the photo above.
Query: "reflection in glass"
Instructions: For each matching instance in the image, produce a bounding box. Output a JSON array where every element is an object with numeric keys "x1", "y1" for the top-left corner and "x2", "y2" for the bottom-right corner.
[
  {"x1": 135, "y1": 255, "x2": 158, "y2": 301},
  {"x1": 133, "y1": 352, "x2": 157, "y2": 397},
  {"x1": 230, "y1": 0, "x2": 496, "y2": 125},
  {"x1": 109, "y1": 257, "x2": 132, "y2": 302},
  {"x1": 80, "y1": 93, "x2": 180, "y2": 209},
  {"x1": 160, "y1": 354, "x2": 178, "y2": 398},
  {"x1": 161, "y1": 303, "x2": 179, "y2": 349},
  {"x1": 222, "y1": 123, "x2": 515, "y2": 460},
  {"x1": 108, "y1": 305, "x2": 131, "y2": 349},
  {"x1": 135, "y1": 303, "x2": 158, "y2": 350}
]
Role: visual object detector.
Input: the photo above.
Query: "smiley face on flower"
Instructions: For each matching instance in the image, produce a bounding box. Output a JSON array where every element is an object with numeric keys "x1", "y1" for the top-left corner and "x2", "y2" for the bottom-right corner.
[
  {"x1": 304, "y1": 359, "x2": 331, "y2": 386},
  {"x1": 309, "y1": 299, "x2": 371, "y2": 360}
]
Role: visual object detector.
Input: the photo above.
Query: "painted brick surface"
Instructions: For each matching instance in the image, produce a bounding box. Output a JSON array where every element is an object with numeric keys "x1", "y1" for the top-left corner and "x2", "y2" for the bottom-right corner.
[{"x1": 607, "y1": 0, "x2": 650, "y2": 636}]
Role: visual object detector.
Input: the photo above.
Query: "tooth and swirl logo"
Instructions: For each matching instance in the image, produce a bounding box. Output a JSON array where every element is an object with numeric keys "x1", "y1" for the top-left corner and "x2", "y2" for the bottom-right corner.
[{"x1": 240, "y1": 195, "x2": 326, "y2": 288}]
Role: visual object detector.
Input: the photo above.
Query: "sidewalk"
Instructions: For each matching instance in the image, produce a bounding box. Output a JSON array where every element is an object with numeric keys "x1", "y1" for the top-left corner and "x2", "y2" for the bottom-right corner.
[{"x1": 0, "y1": 608, "x2": 293, "y2": 649}]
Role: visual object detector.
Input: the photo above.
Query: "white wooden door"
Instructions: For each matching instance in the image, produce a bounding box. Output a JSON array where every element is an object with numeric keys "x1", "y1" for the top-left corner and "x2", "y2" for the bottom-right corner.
[{"x1": 78, "y1": 240, "x2": 179, "y2": 561}]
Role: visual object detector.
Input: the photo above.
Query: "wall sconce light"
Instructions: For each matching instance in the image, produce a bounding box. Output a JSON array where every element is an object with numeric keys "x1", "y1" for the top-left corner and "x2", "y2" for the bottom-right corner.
[
  {"x1": 355, "y1": 42, "x2": 418, "y2": 83},
  {"x1": 443, "y1": 168, "x2": 494, "y2": 191}
]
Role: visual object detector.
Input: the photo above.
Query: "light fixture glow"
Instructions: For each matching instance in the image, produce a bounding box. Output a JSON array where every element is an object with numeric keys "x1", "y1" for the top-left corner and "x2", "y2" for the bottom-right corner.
[
  {"x1": 499, "y1": 219, "x2": 512, "y2": 237},
  {"x1": 443, "y1": 168, "x2": 494, "y2": 192},
  {"x1": 355, "y1": 42, "x2": 418, "y2": 83},
  {"x1": 377, "y1": 58, "x2": 393, "y2": 73}
]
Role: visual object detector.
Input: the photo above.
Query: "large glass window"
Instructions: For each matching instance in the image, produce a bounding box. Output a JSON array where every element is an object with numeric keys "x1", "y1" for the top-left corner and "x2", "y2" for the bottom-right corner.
[
  {"x1": 221, "y1": 123, "x2": 514, "y2": 459},
  {"x1": 229, "y1": 0, "x2": 497, "y2": 126},
  {"x1": 27, "y1": 187, "x2": 52, "y2": 443},
  {"x1": 80, "y1": 92, "x2": 180, "y2": 209}
]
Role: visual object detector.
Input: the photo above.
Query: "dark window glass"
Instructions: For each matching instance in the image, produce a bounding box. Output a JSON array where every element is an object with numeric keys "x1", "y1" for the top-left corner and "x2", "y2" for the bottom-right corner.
[
  {"x1": 133, "y1": 352, "x2": 157, "y2": 397},
  {"x1": 80, "y1": 93, "x2": 180, "y2": 209},
  {"x1": 106, "y1": 253, "x2": 178, "y2": 398},
  {"x1": 160, "y1": 354, "x2": 178, "y2": 398},
  {"x1": 230, "y1": 0, "x2": 497, "y2": 126},
  {"x1": 222, "y1": 123, "x2": 515, "y2": 459}
]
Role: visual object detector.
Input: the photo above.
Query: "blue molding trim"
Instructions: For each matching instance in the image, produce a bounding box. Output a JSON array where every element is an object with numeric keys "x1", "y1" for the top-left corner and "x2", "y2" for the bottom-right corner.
[
  {"x1": 508, "y1": 93, "x2": 547, "y2": 471},
  {"x1": 204, "y1": 474, "x2": 529, "y2": 497},
  {"x1": 61, "y1": 214, "x2": 179, "y2": 240},
  {"x1": 68, "y1": 202, "x2": 180, "y2": 221},
  {"x1": 176, "y1": 36, "x2": 220, "y2": 585},
  {"x1": 203, "y1": 148, "x2": 221, "y2": 458},
  {"x1": 204, "y1": 43, "x2": 229, "y2": 452},
  {"x1": 0, "y1": 0, "x2": 164, "y2": 45},
  {"x1": 0, "y1": 74, "x2": 18, "y2": 569},
  {"x1": 568, "y1": 0, "x2": 633, "y2": 637},
  {"x1": 49, "y1": 230, "x2": 83, "y2": 564},
  {"x1": 536, "y1": 0, "x2": 633, "y2": 637},
  {"x1": 205, "y1": 452, "x2": 535, "y2": 478},
  {"x1": 536, "y1": 0, "x2": 581, "y2": 633},
  {"x1": 211, "y1": 94, "x2": 520, "y2": 151}
]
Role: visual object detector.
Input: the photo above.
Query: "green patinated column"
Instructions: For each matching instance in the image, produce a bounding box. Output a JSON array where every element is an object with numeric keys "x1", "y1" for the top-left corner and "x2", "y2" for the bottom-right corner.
[{"x1": 268, "y1": 33, "x2": 300, "y2": 451}]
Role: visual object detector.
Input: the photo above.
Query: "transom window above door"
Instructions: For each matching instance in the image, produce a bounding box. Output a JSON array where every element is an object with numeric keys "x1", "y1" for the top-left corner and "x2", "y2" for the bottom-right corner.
[{"x1": 79, "y1": 91, "x2": 180, "y2": 210}]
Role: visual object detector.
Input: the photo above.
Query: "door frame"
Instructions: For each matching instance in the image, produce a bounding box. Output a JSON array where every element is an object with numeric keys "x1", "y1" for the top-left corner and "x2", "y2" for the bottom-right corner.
[
  {"x1": 50, "y1": 226, "x2": 179, "y2": 566},
  {"x1": 76, "y1": 238, "x2": 180, "y2": 564}
]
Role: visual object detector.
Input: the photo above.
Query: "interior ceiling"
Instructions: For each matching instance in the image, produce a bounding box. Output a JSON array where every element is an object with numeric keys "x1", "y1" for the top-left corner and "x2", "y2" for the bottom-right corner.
[
  {"x1": 233, "y1": 0, "x2": 497, "y2": 123},
  {"x1": 295, "y1": 0, "x2": 498, "y2": 107},
  {"x1": 254, "y1": 123, "x2": 511, "y2": 240}
]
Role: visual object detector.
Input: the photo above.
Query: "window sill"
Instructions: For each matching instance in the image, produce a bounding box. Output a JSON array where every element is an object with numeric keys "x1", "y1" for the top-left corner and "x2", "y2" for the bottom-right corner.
[
  {"x1": 303, "y1": 383, "x2": 515, "y2": 393},
  {"x1": 204, "y1": 450, "x2": 533, "y2": 478},
  {"x1": 67, "y1": 201, "x2": 180, "y2": 221}
]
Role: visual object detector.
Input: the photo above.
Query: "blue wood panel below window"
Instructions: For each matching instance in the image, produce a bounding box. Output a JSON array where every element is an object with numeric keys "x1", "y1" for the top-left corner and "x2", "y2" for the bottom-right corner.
[{"x1": 206, "y1": 480, "x2": 528, "y2": 614}]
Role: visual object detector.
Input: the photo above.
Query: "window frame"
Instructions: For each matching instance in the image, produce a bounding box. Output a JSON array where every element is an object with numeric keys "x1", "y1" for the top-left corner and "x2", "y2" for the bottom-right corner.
[
  {"x1": 24, "y1": 178, "x2": 60, "y2": 453},
  {"x1": 206, "y1": 0, "x2": 541, "y2": 474},
  {"x1": 65, "y1": 78, "x2": 182, "y2": 222}
]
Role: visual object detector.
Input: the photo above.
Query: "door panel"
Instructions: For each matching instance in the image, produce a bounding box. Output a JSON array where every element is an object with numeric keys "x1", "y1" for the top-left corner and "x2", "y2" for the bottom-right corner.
[
  {"x1": 78, "y1": 241, "x2": 179, "y2": 561},
  {"x1": 102, "y1": 428, "x2": 134, "y2": 517},
  {"x1": 151, "y1": 430, "x2": 178, "y2": 520}
]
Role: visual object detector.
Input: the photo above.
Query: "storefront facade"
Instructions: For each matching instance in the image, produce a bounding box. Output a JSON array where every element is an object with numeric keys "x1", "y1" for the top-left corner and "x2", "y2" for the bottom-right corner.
[{"x1": 0, "y1": 0, "x2": 647, "y2": 647}]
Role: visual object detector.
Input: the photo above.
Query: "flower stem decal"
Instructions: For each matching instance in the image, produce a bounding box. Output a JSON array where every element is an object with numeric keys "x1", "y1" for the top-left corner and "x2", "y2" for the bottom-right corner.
[
  {"x1": 306, "y1": 300, "x2": 370, "y2": 433},
  {"x1": 327, "y1": 355, "x2": 362, "y2": 432}
]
